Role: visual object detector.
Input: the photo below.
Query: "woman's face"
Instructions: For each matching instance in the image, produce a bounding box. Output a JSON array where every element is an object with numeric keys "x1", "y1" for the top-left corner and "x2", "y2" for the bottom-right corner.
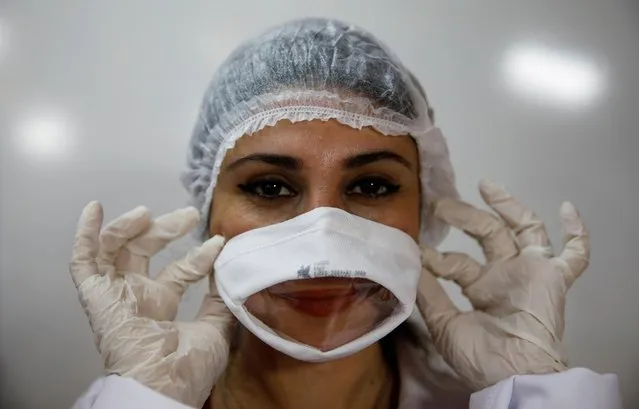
[{"x1": 210, "y1": 119, "x2": 421, "y2": 350}]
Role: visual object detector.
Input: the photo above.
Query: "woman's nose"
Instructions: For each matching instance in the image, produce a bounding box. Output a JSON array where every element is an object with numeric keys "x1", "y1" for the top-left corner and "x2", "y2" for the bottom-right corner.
[{"x1": 300, "y1": 184, "x2": 348, "y2": 214}]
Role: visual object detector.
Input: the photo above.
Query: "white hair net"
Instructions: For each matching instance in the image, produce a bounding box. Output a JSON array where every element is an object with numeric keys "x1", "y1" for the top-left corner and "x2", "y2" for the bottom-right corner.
[{"x1": 182, "y1": 17, "x2": 459, "y2": 246}]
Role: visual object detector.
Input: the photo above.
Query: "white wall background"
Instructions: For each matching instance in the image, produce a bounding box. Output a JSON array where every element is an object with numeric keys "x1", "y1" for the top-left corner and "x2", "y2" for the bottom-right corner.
[{"x1": 0, "y1": 1, "x2": 637, "y2": 407}]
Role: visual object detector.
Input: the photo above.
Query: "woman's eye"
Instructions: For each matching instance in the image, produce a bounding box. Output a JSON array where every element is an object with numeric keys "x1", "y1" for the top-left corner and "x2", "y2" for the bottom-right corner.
[
  {"x1": 239, "y1": 180, "x2": 297, "y2": 199},
  {"x1": 347, "y1": 178, "x2": 400, "y2": 198}
]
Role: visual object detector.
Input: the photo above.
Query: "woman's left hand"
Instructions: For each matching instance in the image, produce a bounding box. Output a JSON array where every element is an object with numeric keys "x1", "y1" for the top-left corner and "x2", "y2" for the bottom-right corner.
[{"x1": 416, "y1": 180, "x2": 590, "y2": 391}]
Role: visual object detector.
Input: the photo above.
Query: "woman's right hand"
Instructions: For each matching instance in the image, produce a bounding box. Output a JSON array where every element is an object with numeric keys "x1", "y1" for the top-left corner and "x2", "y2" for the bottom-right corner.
[{"x1": 69, "y1": 202, "x2": 233, "y2": 408}]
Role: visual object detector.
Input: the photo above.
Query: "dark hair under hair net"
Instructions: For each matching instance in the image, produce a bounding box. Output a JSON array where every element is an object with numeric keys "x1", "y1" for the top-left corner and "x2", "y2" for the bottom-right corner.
[{"x1": 182, "y1": 17, "x2": 458, "y2": 245}]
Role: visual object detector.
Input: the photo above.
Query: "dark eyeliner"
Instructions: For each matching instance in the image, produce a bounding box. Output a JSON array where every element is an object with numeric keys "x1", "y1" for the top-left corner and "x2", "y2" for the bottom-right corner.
[
  {"x1": 346, "y1": 176, "x2": 401, "y2": 198},
  {"x1": 237, "y1": 178, "x2": 297, "y2": 199}
]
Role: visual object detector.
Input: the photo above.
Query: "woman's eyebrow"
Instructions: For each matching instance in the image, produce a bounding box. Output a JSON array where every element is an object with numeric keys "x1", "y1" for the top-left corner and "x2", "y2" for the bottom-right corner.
[
  {"x1": 343, "y1": 150, "x2": 413, "y2": 170},
  {"x1": 226, "y1": 153, "x2": 301, "y2": 171}
]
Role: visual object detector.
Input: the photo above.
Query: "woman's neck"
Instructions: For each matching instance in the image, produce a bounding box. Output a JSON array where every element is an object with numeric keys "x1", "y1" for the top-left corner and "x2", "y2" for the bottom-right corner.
[{"x1": 211, "y1": 330, "x2": 396, "y2": 409}]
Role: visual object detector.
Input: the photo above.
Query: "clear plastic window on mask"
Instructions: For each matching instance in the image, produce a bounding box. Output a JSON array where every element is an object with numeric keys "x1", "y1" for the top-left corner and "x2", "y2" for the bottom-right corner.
[{"x1": 244, "y1": 277, "x2": 400, "y2": 351}]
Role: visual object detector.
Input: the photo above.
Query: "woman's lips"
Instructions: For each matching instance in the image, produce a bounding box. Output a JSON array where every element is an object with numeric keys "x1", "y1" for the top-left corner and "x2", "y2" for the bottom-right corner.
[
  {"x1": 279, "y1": 287, "x2": 356, "y2": 299},
  {"x1": 267, "y1": 279, "x2": 384, "y2": 318},
  {"x1": 272, "y1": 288, "x2": 360, "y2": 317}
]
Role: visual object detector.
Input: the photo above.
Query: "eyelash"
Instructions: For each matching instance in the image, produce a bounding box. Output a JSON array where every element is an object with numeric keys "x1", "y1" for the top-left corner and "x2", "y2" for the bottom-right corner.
[
  {"x1": 237, "y1": 177, "x2": 400, "y2": 200},
  {"x1": 238, "y1": 178, "x2": 297, "y2": 199},
  {"x1": 346, "y1": 177, "x2": 401, "y2": 198}
]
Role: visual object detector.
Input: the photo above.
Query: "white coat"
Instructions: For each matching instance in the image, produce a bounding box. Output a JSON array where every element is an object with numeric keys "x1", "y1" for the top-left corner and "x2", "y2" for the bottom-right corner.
[
  {"x1": 72, "y1": 335, "x2": 622, "y2": 409},
  {"x1": 72, "y1": 368, "x2": 621, "y2": 409}
]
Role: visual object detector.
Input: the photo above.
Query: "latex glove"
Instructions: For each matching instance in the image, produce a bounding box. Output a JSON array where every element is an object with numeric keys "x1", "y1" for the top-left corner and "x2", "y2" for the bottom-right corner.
[
  {"x1": 417, "y1": 180, "x2": 590, "y2": 391},
  {"x1": 69, "y1": 202, "x2": 234, "y2": 408}
]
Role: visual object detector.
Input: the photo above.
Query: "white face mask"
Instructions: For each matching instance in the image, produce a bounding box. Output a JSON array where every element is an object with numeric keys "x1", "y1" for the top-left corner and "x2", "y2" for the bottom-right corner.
[{"x1": 214, "y1": 207, "x2": 422, "y2": 362}]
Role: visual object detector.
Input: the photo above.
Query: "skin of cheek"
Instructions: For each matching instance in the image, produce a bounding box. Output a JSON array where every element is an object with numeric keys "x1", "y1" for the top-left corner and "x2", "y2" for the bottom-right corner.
[
  {"x1": 359, "y1": 206, "x2": 420, "y2": 241},
  {"x1": 208, "y1": 189, "x2": 276, "y2": 239}
]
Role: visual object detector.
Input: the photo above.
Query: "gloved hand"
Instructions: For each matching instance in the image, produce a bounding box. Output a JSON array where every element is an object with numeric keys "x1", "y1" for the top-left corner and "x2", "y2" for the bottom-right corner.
[
  {"x1": 69, "y1": 202, "x2": 234, "y2": 408},
  {"x1": 417, "y1": 180, "x2": 590, "y2": 391}
]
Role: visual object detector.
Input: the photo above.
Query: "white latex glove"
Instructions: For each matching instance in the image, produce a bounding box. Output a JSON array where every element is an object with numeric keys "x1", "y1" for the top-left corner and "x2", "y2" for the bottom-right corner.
[
  {"x1": 417, "y1": 180, "x2": 590, "y2": 391},
  {"x1": 69, "y1": 202, "x2": 234, "y2": 408}
]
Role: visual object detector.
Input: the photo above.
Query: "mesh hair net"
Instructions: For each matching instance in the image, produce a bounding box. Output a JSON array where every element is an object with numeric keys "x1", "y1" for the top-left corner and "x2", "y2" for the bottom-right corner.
[{"x1": 182, "y1": 17, "x2": 459, "y2": 245}]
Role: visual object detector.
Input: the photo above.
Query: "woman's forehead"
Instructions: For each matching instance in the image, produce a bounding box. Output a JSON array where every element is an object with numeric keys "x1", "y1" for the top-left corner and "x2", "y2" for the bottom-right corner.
[{"x1": 224, "y1": 119, "x2": 418, "y2": 161}]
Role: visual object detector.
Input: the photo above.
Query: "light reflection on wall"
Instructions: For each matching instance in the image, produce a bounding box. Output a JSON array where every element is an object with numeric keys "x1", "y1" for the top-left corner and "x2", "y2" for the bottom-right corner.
[
  {"x1": 16, "y1": 114, "x2": 75, "y2": 160},
  {"x1": 503, "y1": 44, "x2": 604, "y2": 107}
]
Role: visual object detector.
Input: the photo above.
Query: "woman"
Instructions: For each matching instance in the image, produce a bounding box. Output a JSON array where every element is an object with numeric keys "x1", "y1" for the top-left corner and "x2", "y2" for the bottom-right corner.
[{"x1": 70, "y1": 18, "x2": 621, "y2": 409}]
